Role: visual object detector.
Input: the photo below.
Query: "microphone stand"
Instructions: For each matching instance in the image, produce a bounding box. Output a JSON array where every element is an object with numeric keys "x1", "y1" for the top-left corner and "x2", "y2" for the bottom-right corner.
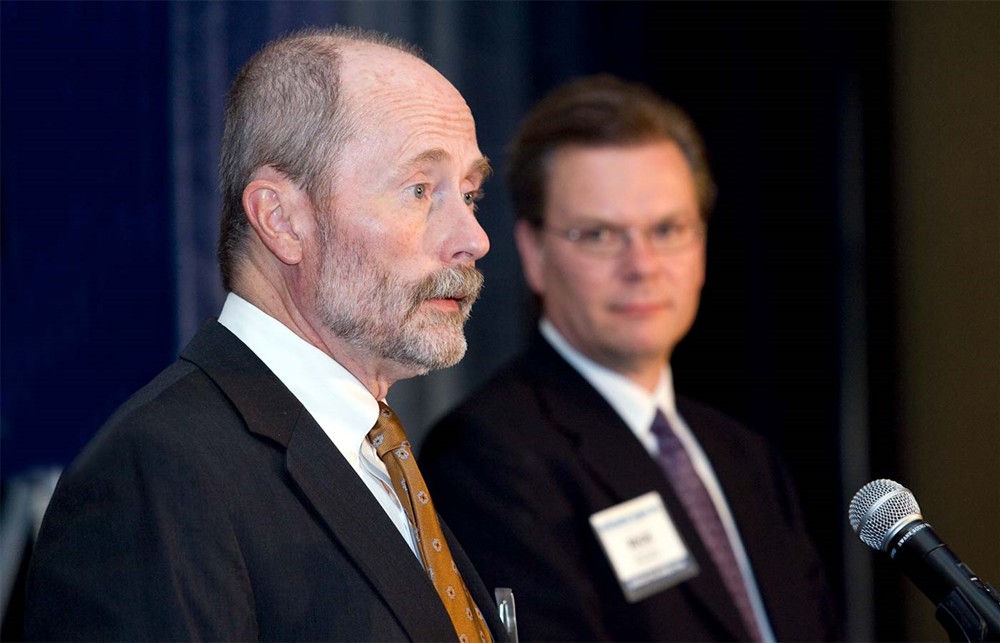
[{"x1": 935, "y1": 586, "x2": 1000, "y2": 642}]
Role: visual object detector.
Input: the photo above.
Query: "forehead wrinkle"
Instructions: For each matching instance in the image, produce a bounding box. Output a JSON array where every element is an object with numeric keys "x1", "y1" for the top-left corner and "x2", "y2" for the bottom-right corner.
[{"x1": 372, "y1": 97, "x2": 469, "y2": 127}]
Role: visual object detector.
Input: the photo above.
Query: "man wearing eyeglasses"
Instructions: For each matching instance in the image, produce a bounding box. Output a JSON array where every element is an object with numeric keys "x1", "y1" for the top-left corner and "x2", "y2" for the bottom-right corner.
[{"x1": 421, "y1": 75, "x2": 838, "y2": 642}]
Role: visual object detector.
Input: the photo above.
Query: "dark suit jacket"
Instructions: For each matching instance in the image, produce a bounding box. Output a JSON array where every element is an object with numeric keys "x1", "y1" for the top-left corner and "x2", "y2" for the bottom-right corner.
[
  {"x1": 24, "y1": 320, "x2": 507, "y2": 642},
  {"x1": 421, "y1": 333, "x2": 839, "y2": 642}
]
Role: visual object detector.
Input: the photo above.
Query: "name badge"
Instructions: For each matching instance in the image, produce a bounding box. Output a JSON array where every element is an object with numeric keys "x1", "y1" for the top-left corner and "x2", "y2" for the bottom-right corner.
[{"x1": 589, "y1": 491, "x2": 699, "y2": 602}]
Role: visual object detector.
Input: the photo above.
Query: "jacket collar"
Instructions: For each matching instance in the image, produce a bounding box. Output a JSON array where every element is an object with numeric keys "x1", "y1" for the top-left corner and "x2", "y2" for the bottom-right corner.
[{"x1": 179, "y1": 320, "x2": 461, "y2": 641}]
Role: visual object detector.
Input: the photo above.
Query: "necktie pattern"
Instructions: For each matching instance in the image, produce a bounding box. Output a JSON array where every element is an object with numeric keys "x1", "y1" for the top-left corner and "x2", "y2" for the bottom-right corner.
[
  {"x1": 368, "y1": 401, "x2": 493, "y2": 643},
  {"x1": 651, "y1": 410, "x2": 762, "y2": 642}
]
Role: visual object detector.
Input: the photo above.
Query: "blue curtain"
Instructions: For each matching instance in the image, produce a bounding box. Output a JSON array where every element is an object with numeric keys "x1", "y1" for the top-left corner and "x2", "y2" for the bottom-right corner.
[{"x1": 3, "y1": 2, "x2": 900, "y2": 638}]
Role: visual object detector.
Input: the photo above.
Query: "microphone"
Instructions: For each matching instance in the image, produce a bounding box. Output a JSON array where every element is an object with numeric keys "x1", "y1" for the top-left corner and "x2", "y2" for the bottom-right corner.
[{"x1": 849, "y1": 479, "x2": 1000, "y2": 642}]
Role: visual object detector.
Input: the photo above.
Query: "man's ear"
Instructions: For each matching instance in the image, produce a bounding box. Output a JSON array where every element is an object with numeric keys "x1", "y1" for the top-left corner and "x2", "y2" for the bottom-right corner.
[
  {"x1": 514, "y1": 220, "x2": 546, "y2": 296},
  {"x1": 242, "y1": 174, "x2": 305, "y2": 266}
]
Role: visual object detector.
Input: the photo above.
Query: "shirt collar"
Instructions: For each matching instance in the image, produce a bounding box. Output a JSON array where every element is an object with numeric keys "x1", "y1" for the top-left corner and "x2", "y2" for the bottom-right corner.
[
  {"x1": 218, "y1": 293, "x2": 381, "y2": 458},
  {"x1": 539, "y1": 318, "x2": 676, "y2": 453}
]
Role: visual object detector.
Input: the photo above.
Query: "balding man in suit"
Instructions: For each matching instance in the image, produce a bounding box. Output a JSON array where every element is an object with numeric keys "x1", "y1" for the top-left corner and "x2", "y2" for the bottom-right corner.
[{"x1": 26, "y1": 26, "x2": 505, "y2": 642}]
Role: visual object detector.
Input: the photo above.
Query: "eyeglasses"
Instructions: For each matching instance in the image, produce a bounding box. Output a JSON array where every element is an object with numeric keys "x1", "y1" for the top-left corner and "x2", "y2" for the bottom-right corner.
[{"x1": 542, "y1": 219, "x2": 706, "y2": 257}]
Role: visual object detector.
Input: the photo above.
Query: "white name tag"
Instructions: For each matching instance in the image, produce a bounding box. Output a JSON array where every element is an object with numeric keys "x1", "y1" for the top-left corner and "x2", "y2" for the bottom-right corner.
[{"x1": 589, "y1": 491, "x2": 699, "y2": 602}]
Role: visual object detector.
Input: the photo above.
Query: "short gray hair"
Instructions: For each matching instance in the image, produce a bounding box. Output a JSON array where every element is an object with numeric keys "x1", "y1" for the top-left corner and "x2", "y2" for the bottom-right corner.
[{"x1": 217, "y1": 26, "x2": 422, "y2": 291}]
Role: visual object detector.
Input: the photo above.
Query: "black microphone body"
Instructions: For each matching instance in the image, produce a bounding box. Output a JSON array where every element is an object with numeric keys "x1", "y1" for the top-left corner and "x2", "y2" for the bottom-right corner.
[
  {"x1": 887, "y1": 518, "x2": 1000, "y2": 641},
  {"x1": 850, "y1": 479, "x2": 1000, "y2": 642}
]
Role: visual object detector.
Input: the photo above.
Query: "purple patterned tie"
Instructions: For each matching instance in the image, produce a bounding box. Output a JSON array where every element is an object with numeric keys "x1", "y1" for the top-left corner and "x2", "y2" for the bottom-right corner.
[{"x1": 650, "y1": 410, "x2": 762, "y2": 642}]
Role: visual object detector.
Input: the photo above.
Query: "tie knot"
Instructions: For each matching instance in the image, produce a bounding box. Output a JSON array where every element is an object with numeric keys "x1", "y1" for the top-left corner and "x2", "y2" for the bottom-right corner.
[
  {"x1": 649, "y1": 409, "x2": 683, "y2": 451},
  {"x1": 368, "y1": 401, "x2": 409, "y2": 457}
]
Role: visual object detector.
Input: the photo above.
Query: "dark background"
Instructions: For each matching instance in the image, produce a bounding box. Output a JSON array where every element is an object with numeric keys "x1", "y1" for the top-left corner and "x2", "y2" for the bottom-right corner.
[{"x1": 3, "y1": 2, "x2": 997, "y2": 641}]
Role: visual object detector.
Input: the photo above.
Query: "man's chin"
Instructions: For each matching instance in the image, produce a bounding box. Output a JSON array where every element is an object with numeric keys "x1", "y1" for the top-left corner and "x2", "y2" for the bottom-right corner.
[
  {"x1": 598, "y1": 337, "x2": 673, "y2": 366},
  {"x1": 389, "y1": 329, "x2": 468, "y2": 373}
]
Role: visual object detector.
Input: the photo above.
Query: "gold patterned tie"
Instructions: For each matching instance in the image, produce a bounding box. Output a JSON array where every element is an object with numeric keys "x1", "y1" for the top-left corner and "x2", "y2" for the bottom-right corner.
[{"x1": 368, "y1": 401, "x2": 493, "y2": 643}]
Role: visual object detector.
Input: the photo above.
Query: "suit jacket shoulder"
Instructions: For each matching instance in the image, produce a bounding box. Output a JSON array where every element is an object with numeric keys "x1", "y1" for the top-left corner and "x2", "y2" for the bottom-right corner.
[
  {"x1": 26, "y1": 320, "x2": 504, "y2": 642},
  {"x1": 422, "y1": 333, "x2": 838, "y2": 642}
]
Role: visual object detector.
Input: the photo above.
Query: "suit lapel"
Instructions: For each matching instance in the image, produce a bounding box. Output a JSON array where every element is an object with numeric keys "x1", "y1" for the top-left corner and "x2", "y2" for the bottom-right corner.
[
  {"x1": 283, "y1": 418, "x2": 457, "y2": 640},
  {"x1": 180, "y1": 321, "x2": 456, "y2": 641},
  {"x1": 441, "y1": 519, "x2": 510, "y2": 642},
  {"x1": 525, "y1": 333, "x2": 749, "y2": 641}
]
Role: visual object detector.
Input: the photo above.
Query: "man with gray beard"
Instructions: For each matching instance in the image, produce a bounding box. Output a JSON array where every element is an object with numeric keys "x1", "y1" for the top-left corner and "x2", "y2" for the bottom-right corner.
[{"x1": 25, "y1": 26, "x2": 505, "y2": 642}]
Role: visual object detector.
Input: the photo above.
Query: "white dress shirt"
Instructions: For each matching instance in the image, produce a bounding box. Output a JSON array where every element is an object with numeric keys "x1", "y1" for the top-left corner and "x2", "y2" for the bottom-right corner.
[
  {"x1": 540, "y1": 318, "x2": 776, "y2": 642},
  {"x1": 218, "y1": 293, "x2": 419, "y2": 559}
]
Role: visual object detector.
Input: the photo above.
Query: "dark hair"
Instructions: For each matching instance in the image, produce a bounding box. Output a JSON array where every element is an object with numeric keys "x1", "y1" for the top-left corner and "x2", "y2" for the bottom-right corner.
[
  {"x1": 217, "y1": 26, "x2": 421, "y2": 291},
  {"x1": 506, "y1": 74, "x2": 716, "y2": 228}
]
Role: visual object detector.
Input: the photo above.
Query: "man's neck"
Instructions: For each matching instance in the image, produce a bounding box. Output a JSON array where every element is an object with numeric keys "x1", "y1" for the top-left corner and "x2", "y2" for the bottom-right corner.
[
  {"x1": 539, "y1": 318, "x2": 670, "y2": 394},
  {"x1": 232, "y1": 280, "x2": 415, "y2": 399},
  {"x1": 539, "y1": 319, "x2": 667, "y2": 393}
]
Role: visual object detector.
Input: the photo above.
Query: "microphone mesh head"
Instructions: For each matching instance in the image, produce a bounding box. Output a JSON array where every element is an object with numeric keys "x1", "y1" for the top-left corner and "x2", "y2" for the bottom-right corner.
[{"x1": 848, "y1": 479, "x2": 922, "y2": 551}]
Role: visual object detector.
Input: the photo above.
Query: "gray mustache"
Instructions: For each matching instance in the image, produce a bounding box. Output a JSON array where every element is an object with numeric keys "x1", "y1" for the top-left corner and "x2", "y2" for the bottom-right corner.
[{"x1": 411, "y1": 266, "x2": 484, "y2": 307}]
